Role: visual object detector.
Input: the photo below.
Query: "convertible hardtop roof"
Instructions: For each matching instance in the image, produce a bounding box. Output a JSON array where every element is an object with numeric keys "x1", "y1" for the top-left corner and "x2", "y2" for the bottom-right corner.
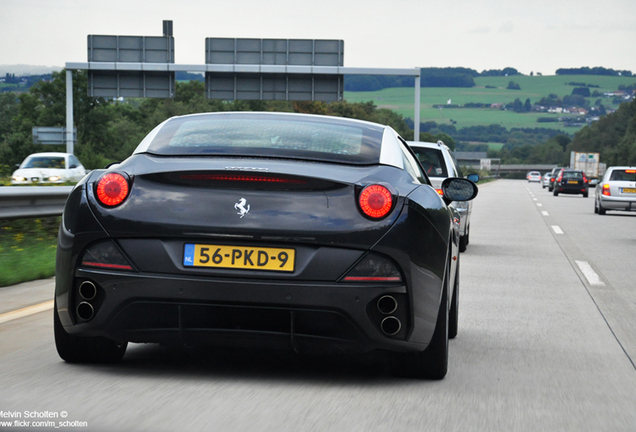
[{"x1": 133, "y1": 112, "x2": 401, "y2": 166}]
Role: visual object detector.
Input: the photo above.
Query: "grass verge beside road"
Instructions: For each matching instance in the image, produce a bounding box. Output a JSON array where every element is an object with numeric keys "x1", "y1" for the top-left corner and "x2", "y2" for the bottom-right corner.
[{"x1": 0, "y1": 217, "x2": 59, "y2": 287}]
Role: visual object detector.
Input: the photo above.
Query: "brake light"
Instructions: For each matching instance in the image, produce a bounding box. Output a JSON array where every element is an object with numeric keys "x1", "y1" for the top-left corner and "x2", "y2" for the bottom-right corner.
[
  {"x1": 180, "y1": 174, "x2": 306, "y2": 184},
  {"x1": 435, "y1": 189, "x2": 444, "y2": 196},
  {"x1": 602, "y1": 183, "x2": 611, "y2": 196},
  {"x1": 96, "y1": 173, "x2": 130, "y2": 207},
  {"x1": 626, "y1": 170, "x2": 636, "y2": 174},
  {"x1": 359, "y1": 185, "x2": 393, "y2": 219},
  {"x1": 582, "y1": 173, "x2": 588, "y2": 183},
  {"x1": 557, "y1": 173, "x2": 563, "y2": 182}
]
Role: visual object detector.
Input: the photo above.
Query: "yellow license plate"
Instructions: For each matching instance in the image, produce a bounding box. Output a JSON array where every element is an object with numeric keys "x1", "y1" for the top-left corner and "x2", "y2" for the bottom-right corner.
[
  {"x1": 183, "y1": 244, "x2": 295, "y2": 272},
  {"x1": 567, "y1": 180, "x2": 578, "y2": 184},
  {"x1": 622, "y1": 188, "x2": 636, "y2": 193}
]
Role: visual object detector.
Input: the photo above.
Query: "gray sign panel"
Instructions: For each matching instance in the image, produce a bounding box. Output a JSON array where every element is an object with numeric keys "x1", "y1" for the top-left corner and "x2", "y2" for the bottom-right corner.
[
  {"x1": 205, "y1": 38, "x2": 343, "y2": 66},
  {"x1": 204, "y1": 38, "x2": 343, "y2": 101},
  {"x1": 88, "y1": 71, "x2": 175, "y2": 98},
  {"x1": 88, "y1": 35, "x2": 174, "y2": 63},
  {"x1": 86, "y1": 33, "x2": 175, "y2": 98},
  {"x1": 32, "y1": 127, "x2": 76, "y2": 145},
  {"x1": 206, "y1": 73, "x2": 342, "y2": 102}
]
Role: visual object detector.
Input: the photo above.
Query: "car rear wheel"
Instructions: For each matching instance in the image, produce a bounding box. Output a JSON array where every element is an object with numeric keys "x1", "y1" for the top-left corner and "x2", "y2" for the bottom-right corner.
[
  {"x1": 459, "y1": 224, "x2": 469, "y2": 252},
  {"x1": 459, "y1": 235, "x2": 468, "y2": 253},
  {"x1": 553, "y1": 189, "x2": 559, "y2": 196},
  {"x1": 583, "y1": 192, "x2": 588, "y2": 198},
  {"x1": 54, "y1": 303, "x2": 127, "y2": 363},
  {"x1": 393, "y1": 272, "x2": 449, "y2": 380},
  {"x1": 597, "y1": 200, "x2": 607, "y2": 215}
]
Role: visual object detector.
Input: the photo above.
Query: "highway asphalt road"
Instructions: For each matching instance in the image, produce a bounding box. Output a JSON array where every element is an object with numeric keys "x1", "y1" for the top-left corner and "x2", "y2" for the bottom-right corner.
[{"x1": 1, "y1": 179, "x2": 635, "y2": 431}]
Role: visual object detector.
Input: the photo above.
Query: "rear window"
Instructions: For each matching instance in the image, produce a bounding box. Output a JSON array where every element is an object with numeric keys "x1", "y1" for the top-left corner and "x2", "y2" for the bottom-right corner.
[
  {"x1": 143, "y1": 113, "x2": 385, "y2": 165},
  {"x1": 563, "y1": 171, "x2": 583, "y2": 179},
  {"x1": 609, "y1": 169, "x2": 636, "y2": 181},
  {"x1": 410, "y1": 147, "x2": 448, "y2": 177}
]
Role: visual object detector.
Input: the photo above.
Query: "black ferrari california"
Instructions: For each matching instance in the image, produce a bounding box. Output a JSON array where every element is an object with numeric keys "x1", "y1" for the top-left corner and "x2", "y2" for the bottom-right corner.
[{"x1": 54, "y1": 112, "x2": 477, "y2": 379}]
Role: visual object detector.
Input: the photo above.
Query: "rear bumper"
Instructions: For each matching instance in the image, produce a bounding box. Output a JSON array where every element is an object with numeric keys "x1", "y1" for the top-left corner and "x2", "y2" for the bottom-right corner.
[
  {"x1": 56, "y1": 267, "x2": 431, "y2": 355},
  {"x1": 555, "y1": 184, "x2": 588, "y2": 194},
  {"x1": 598, "y1": 196, "x2": 636, "y2": 211}
]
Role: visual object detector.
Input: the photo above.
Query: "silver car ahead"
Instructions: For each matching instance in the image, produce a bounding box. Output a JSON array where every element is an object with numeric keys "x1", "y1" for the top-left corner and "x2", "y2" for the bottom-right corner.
[
  {"x1": 407, "y1": 140, "x2": 478, "y2": 252},
  {"x1": 542, "y1": 172, "x2": 552, "y2": 189},
  {"x1": 595, "y1": 166, "x2": 636, "y2": 215}
]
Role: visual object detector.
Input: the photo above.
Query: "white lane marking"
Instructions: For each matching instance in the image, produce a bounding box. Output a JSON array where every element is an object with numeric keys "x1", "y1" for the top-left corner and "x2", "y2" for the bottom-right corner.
[
  {"x1": 533, "y1": 198, "x2": 538, "y2": 201},
  {"x1": 551, "y1": 225, "x2": 564, "y2": 234},
  {"x1": 542, "y1": 211, "x2": 549, "y2": 216},
  {"x1": 576, "y1": 261, "x2": 605, "y2": 286},
  {"x1": 0, "y1": 300, "x2": 54, "y2": 325},
  {"x1": 537, "y1": 203, "x2": 543, "y2": 207}
]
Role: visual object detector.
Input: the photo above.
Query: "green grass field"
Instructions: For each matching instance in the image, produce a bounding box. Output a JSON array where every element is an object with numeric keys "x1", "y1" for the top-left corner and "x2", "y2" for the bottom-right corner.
[
  {"x1": 0, "y1": 217, "x2": 59, "y2": 287},
  {"x1": 344, "y1": 75, "x2": 636, "y2": 132}
]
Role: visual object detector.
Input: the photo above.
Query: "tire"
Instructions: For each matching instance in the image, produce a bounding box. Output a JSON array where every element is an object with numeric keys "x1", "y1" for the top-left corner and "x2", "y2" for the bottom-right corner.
[
  {"x1": 54, "y1": 303, "x2": 127, "y2": 363},
  {"x1": 598, "y1": 201, "x2": 607, "y2": 215},
  {"x1": 459, "y1": 235, "x2": 468, "y2": 253},
  {"x1": 394, "y1": 269, "x2": 449, "y2": 380},
  {"x1": 583, "y1": 192, "x2": 588, "y2": 198},
  {"x1": 553, "y1": 190, "x2": 559, "y2": 196},
  {"x1": 449, "y1": 259, "x2": 460, "y2": 340},
  {"x1": 594, "y1": 199, "x2": 599, "y2": 214}
]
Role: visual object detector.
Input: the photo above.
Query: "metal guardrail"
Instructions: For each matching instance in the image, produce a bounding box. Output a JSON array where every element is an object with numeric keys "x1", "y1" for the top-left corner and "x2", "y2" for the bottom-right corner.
[{"x1": 0, "y1": 186, "x2": 73, "y2": 220}]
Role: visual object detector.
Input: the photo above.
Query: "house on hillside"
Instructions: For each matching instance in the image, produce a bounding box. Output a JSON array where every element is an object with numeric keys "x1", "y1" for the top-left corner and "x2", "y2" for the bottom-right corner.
[{"x1": 569, "y1": 108, "x2": 588, "y2": 115}]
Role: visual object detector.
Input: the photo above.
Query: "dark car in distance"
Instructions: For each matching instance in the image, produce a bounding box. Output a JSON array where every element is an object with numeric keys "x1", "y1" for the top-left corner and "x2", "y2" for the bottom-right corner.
[
  {"x1": 553, "y1": 169, "x2": 589, "y2": 197},
  {"x1": 54, "y1": 112, "x2": 478, "y2": 379}
]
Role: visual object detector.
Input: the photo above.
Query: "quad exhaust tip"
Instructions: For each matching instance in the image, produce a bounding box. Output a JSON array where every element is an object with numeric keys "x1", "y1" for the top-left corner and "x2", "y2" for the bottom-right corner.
[
  {"x1": 76, "y1": 302, "x2": 95, "y2": 321},
  {"x1": 380, "y1": 316, "x2": 402, "y2": 336},
  {"x1": 78, "y1": 281, "x2": 97, "y2": 301},
  {"x1": 377, "y1": 295, "x2": 398, "y2": 315}
]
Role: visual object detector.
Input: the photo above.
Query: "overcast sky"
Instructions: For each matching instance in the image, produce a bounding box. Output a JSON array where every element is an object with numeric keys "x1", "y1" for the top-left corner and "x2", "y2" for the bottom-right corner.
[{"x1": 2, "y1": 0, "x2": 635, "y2": 75}]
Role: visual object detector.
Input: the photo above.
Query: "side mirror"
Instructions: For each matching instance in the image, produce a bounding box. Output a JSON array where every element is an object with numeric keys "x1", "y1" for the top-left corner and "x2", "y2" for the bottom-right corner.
[
  {"x1": 69, "y1": 164, "x2": 78, "y2": 169},
  {"x1": 467, "y1": 173, "x2": 480, "y2": 183},
  {"x1": 441, "y1": 177, "x2": 478, "y2": 205}
]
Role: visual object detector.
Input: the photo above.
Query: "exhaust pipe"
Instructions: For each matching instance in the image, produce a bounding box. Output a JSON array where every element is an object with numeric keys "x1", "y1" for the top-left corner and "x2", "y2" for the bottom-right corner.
[
  {"x1": 78, "y1": 281, "x2": 97, "y2": 301},
  {"x1": 380, "y1": 316, "x2": 402, "y2": 336},
  {"x1": 377, "y1": 295, "x2": 398, "y2": 315},
  {"x1": 76, "y1": 302, "x2": 95, "y2": 321}
]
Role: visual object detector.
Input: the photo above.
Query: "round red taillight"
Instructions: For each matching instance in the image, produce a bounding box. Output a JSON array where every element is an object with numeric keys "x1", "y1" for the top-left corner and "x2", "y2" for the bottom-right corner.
[
  {"x1": 96, "y1": 173, "x2": 130, "y2": 207},
  {"x1": 359, "y1": 185, "x2": 393, "y2": 219}
]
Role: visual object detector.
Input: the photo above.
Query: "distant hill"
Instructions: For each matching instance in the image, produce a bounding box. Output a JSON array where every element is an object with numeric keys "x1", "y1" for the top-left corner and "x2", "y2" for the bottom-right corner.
[{"x1": 0, "y1": 65, "x2": 62, "y2": 76}]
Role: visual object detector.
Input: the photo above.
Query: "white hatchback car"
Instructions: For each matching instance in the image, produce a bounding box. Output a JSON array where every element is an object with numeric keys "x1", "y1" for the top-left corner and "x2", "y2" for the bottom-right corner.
[
  {"x1": 526, "y1": 171, "x2": 542, "y2": 182},
  {"x1": 595, "y1": 166, "x2": 636, "y2": 215},
  {"x1": 11, "y1": 152, "x2": 86, "y2": 185},
  {"x1": 408, "y1": 140, "x2": 479, "y2": 252}
]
